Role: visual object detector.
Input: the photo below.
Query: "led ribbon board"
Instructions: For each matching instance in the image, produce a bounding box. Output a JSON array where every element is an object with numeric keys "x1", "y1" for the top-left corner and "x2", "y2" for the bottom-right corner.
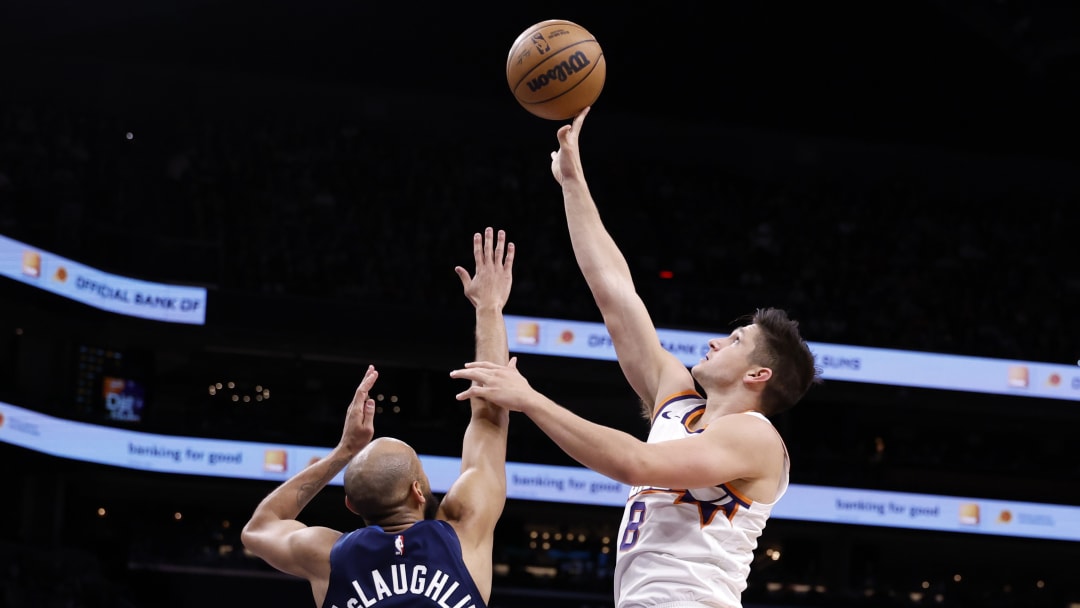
[
  {"x1": 2, "y1": 401, "x2": 1076, "y2": 541},
  {"x1": 1, "y1": 234, "x2": 207, "y2": 325},
  {"x1": 505, "y1": 315, "x2": 1080, "y2": 402}
]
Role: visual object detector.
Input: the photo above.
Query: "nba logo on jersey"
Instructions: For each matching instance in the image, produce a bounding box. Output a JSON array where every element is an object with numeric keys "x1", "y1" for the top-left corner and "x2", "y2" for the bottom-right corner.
[{"x1": 394, "y1": 535, "x2": 405, "y2": 556}]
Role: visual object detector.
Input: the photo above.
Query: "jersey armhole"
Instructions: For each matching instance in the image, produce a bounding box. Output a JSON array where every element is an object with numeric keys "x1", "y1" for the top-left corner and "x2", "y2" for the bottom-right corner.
[{"x1": 651, "y1": 389, "x2": 703, "y2": 420}]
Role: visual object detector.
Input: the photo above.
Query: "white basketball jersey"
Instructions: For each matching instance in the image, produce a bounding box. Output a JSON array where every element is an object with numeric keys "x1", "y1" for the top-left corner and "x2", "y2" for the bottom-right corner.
[{"x1": 613, "y1": 391, "x2": 789, "y2": 608}]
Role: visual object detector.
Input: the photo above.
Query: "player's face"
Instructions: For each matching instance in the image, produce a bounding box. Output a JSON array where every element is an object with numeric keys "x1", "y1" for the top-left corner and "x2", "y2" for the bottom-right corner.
[{"x1": 692, "y1": 325, "x2": 760, "y2": 386}]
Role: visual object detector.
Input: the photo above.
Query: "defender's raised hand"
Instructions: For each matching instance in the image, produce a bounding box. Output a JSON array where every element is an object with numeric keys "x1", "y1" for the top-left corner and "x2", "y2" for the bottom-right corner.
[
  {"x1": 455, "y1": 227, "x2": 515, "y2": 311},
  {"x1": 338, "y1": 365, "x2": 379, "y2": 454}
]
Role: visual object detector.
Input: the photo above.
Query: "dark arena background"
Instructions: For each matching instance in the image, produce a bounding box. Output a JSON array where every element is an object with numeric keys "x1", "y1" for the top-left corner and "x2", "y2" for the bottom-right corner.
[{"x1": 2, "y1": 1, "x2": 1080, "y2": 607}]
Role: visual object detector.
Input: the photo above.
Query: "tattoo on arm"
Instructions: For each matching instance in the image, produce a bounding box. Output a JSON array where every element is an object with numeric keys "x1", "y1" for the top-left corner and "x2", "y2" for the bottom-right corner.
[{"x1": 295, "y1": 457, "x2": 350, "y2": 509}]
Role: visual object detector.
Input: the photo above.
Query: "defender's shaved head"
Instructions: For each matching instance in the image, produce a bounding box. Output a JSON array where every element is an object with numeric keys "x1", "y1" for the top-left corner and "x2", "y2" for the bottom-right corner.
[{"x1": 344, "y1": 438, "x2": 438, "y2": 523}]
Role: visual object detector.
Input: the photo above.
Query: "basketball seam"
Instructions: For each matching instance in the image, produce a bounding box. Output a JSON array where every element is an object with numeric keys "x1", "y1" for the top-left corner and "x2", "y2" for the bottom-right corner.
[{"x1": 509, "y1": 41, "x2": 602, "y2": 94}]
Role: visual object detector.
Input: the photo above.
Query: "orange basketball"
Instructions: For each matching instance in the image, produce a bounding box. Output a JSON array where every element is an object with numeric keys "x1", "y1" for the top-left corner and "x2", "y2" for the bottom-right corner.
[{"x1": 506, "y1": 19, "x2": 606, "y2": 121}]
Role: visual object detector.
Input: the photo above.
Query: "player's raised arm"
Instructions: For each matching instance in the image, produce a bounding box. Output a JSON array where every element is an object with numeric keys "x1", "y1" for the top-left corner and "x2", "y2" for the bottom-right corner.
[
  {"x1": 240, "y1": 365, "x2": 378, "y2": 605},
  {"x1": 551, "y1": 108, "x2": 693, "y2": 407},
  {"x1": 440, "y1": 227, "x2": 514, "y2": 601}
]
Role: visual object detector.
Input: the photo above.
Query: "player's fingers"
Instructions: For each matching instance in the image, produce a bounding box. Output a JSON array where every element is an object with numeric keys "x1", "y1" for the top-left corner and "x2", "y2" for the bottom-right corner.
[
  {"x1": 556, "y1": 123, "x2": 573, "y2": 143},
  {"x1": 472, "y1": 231, "x2": 483, "y2": 264},
  {"x1": 494, "y1": 228, "x2": 505, "y2": 262},
  {"x1": 462, "y1": 360, "x2": 502, "y2": 370},
  {"x1": 504, "y1": 242, "x2": 516, "y2": 271},
  {"x1": 355, "y1": 366, "x2": 378, "y2": 398},
  {"x1": 574, "y1": 106, "x2": 590, "y2": 133},
  {"x1": 483, "y1": 226, "x2": 495, "y2": 263},
  {"x1": 449, "y1": 368, "x2": 478, "y2": 381},
  {"x1": 454, "y1": 266, "x2": 472, "y2": 289}
]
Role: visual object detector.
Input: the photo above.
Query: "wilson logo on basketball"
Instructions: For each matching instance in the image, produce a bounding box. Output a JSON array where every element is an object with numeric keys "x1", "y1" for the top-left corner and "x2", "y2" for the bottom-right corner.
[{"x1": 525, "y1": 51, "x2": 593, "y2": 92}]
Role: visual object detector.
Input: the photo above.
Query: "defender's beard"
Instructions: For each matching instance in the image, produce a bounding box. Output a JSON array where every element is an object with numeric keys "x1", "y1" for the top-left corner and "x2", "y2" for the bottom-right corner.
[{"x1": 423, "y1": 490, "x2": 441, "y2": 520}]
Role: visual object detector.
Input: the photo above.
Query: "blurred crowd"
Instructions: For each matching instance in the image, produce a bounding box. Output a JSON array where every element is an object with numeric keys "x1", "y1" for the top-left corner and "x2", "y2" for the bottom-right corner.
[
  {"x1": 1, "y1": 80, "x2": 1077, "y2": 365},
  {"x1": 2, "y1": 70, "x2": 1079, "y2": 607}
]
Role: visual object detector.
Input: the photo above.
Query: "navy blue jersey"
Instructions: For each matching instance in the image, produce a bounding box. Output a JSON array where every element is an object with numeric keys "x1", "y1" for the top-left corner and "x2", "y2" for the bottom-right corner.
[{"x1": 322, "y1": 519, "x2": 487, "y2": 608}]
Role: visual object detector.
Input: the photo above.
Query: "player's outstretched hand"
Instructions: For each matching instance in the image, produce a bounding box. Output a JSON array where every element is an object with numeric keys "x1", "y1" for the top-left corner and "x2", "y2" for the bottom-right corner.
[
  {"x1": 339, "y1": 365, "x2": 378, "y2": 454},
  {"x1": 551, "y1": 106, "x2": 589, "y2": 187},
  {"x1": 450, "y1": 357, "x2": 537, "y2": 413}
]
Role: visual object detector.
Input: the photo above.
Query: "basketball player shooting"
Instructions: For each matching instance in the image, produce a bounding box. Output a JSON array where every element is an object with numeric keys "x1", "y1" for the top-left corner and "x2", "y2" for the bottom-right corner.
[{"x1": 451, "y1": 108, "x2": 821, "y2": 608}]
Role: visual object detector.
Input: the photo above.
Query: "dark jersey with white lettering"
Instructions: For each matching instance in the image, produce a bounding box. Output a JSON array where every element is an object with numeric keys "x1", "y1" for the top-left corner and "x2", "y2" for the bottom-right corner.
[{"x1": 322, "y1": 520, "x2": 487, "y2": 608}]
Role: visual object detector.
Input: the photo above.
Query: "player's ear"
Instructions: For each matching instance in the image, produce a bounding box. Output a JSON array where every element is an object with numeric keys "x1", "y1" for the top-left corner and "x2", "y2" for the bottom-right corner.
[
  {"x1": 746, "y1": 367, "x2": 772, "y2": 385},
  {"x1": 344, "y1": 496, "x2": 360, "y2": 515}
]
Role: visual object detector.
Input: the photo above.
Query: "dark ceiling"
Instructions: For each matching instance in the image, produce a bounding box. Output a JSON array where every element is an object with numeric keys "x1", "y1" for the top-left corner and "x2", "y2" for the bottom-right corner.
[{"x1": 3, "y1": 0, "x2": 1079, "y2": 158}]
